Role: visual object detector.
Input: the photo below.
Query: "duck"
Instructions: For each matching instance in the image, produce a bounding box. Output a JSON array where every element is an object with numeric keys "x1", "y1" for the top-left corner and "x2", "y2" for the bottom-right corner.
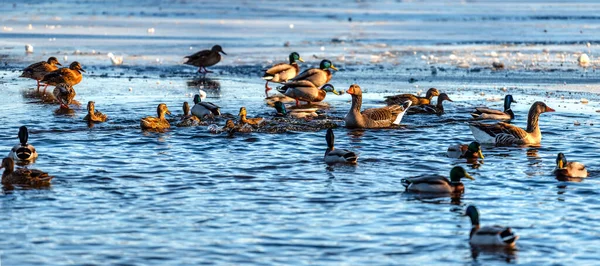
[
  {"x1": 191, "y1": 90, "x2": 221, "y2": 119},
  {"x1": 469, "y1": 101, "x2": 555, "y2": 146},
  {"x1": 83, "y1": 101, "x2": 107, "y2": 123},
  {"x1": 324, "y1": 128, "x2": 358, "y2": 164},
  {"x1": 238, "y1": 107, "x2": 264, "y2": 126},
  {"x1": 345, "y1": 84, "x2": 412, "y2": 129},
  {"x1": 471, "y1": 95, "x2": 517, "y2": 121},
  {"x1": 208, "y1": 119, "x2": 236, "y2": 134},
  {"x1": 554, "y1": 153, "x2": 588, "y2": 178},
  {"x1": 273, "y1": 101, "x2": 318, "y2": 119},
  {"x1": 184, "y1": 45, "x2": 226, "y2": 74},
  {"x1": 277, "y1": 82, "x2": 340, "y2": 106},
  {"x1": 1, "y1": 157, "x2": 53, "y2": 186},
  {"x1": 53, "y1": 83, "x2": 76, "y2": 109},
  {"x1": 447, "y1": 141, "x2": 484, "y2": 159},
  {"x1": 406, "y1": 93, "x2": 453, "y2": 115},
  {"x1": 384, "y1": 87, "x2": 440, "y2": 106},
  {"x1": 262, "y1": 52, "x2": 304, "y2": 97},
  {"x1": 177, "y1": 101, "x2": 201, "y2": 127},
  {"x1": 8, "y1": 126, "x2": 38, "y2": 163},
  {"x1": 465, "y1": 206, "x2": 519, "y2": 247},
  {"x1": 40, "y1": 61, "x2": 85, "y2": 93},
  {"x1": 401, "y1": 166, "x2": 474, "y2": 194},
  {"x1": 140, "y1": 103, "x2": 171, "y2": 130},
  {"x1": 285, "y1": 59, "x2": 338, "y2": 88},
  {"x1": 19, "y1": 56, "x2": 62, "y2": 91}
]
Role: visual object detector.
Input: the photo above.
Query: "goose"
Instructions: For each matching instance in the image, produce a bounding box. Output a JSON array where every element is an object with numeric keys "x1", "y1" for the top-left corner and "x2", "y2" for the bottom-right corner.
[{"x1": 345, "y1": 84, "x2": 412, "y2": 129}]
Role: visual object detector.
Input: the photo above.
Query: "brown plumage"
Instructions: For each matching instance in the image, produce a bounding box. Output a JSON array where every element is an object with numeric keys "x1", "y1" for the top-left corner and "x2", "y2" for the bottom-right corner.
[
  {"x1": 177, "y1": 101, "x2": 201, "y2": 127},
  {"x1": 184, "y1": 45, "x2": 226, "y2": 73},
  {"x1": 20, "y1": 57, "x2": 62, "y2": 91},
  {"x1": 277, "y1": 82, "x2": 339, "y2": 106},
  {"x1": 384, "y1": 88, "x2": 440, "y2": 106},
  {"x1": 140, "y1": 103, "x2": 171, "y2": 130},
  {"x1": 406, "y1": 93, "x2": 453, "y2": 115},
  {"x1": 83, "y1": 101, "x2": 108, "y2": 123},
  {"x1": 344, "y1": 84, "x2": 411, "y2": 129},
  {"x1": 53, "y1": 83, "x2": 77, "y2": 108},
  {"x1": 286, "y1": 59, "x2": 338, "y2": 88},
  {"x1": 41, "y1": 61, "x2": 85, "y2": 93},
  {"x1": 1, "y1": 157, "x2": 53, "y2": 186},
  {"x1": 262, "y1": 52, "x2": 303, "y2": 97},
  {"x1": 238, "y1": 107, "x2": 264, "y2": 126}
]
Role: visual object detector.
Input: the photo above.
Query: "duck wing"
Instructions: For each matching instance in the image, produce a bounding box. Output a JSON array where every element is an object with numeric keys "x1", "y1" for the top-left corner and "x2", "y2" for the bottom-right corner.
[
  {"x1": 14, "y1": 168, "x2": 53, "y2": 185},
  {"x1": 474, "y1": 107, "x2": 505, "y2": 115},
  {"x1": 200, "y1": 102, "x2": 221, "y2": 116},
  {"x1": 384, "y1": 94, "x2": 417, "y2": 106},
  {"x1": 184, "y1": 50, "x2": 211, "y2": 64}
]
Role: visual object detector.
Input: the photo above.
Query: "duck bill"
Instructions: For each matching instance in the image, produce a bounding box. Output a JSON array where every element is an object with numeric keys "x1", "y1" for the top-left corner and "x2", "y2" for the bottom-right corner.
[
  {"x1": 298, "y1": 57, "x2": 305, "y2": 62},
  {"x1": 546, "y1": 106, "x2": 555, "y2": 112},
  {"x1": 166, "y1": 110, "x2": 172, "y2": 115},
  {"x1": 478, "y1": 150, "x2": 484, "y2": 159},
  {"x1": 57, "y1": 62, "x2": 62, "y2": 66},
  {"x1": 331, "y1": 89, "x2": 341, "y2": 95},
  {"x1": 80, "y1": 69, "x2": 86, "y2": 73},
  {"x1": 220, "y1": 51, "x2": 227, "y2": 55},
  {"x1": 464, "y1": 173, "x2": 475, "y2": 180},
  {"x1": 558, "y1": 160, "x2": 564, "y2": 169},
  {"x1": 330, "y1": 65, "x2": 339, "y2": 71}
]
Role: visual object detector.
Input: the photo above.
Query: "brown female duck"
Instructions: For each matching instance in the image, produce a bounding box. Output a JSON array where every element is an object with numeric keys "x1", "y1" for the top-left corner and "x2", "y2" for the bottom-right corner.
[
  {"x1": 184, "y1": 45, "x2": 226, "y2": 74},
  {"x1": 41, "y1": 61, "x2": 85, "y2": 92},
  {"x1": 20, "y1": 57, "x2": 62, "y2": 91},
  {"x1": 53, "y1": 83, "x2": 76, "y2": 109},
  {"x1": 285, "y1": 59, "x2": 338, "y2": 88},
  {"x1": 384, "y1": 88, "x2": 440, "y2": 106},
  {"x1": 238, "y1": 107, "x2": 264, "y2": 126},
  {"x1": 262, "y1": 52, "x2": 304, "y2": 97},
  {"x1": 406, "y1": 93, "x2": 453, "y2": 115},
  {"x1": 344, "y1": 84, "x2": 412, "y2": 129},
  {"x1": 83, "y1": 101, "x2": 108, "y2": 123},
  {"x1": 140, "y1": 103, "x2": 172, "y2": 130},
  {"x1": 177, "y1": 101, "x2": 201, "y2": 127},
  {"x1": 1, "y1": 157, "x2": 53, "y2": 186}
]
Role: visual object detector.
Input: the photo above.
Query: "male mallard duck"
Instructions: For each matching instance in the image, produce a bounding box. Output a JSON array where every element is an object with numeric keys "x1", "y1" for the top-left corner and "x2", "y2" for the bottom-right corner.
[
  {"x1": 238, "y1": 107, "x2": 264, "y2": 126},
  {"x1": 471, "y1": 95, "x2": 517, "y2": 121},
  {"x1": 263, "y1": 52, "x2": 304, "y2": 97},
  {"x1": 384, "y1": 87, "x2": 440, "y2": 106},
  {"x1": 191, "y1": 90, "x2": 221, "y2": 119},
  {"x1": 40, "y1": 61, "x2": 85, "y2": 92},
  {"x1": 273, "y1": 101, "x2": 318, "y2": 119},
  {"x1": 53, "y1": 83, "x2": 76, "y2": 109},
  {"x1": 345, "y1": 84, "x2": 412, "y2": 129},
  {"x1": 1, "y1": 157, "x2": 53, "y2": 186},
  {"x1": 406, "y1": 93, "x2": 453, "y2": 115},
  {"x1": 20, "y1": 57, "x2": 62, "y2": 91},
  {"x1": 469, "y1": 101, "x2": 554, "y2": 146},
  {"x1": 177, "y1": 101, "x2": 201, "y2": 127},
  {"x1": 285, "y1": 59, "x2": 338, "y2": 88},
  {"x1": 140, "y1": 103, "x2": 171, "y2": 130},
  {"x1": 277, "y1": 82, "x2": 340, "y2": 107},
  {"x1": 324, "y1": 128, "x2": 358, "y2": 164},
  {"x1": 447, "y1": 141, "x2": 484, "y2": 159},
  {"x1": 401, "y1": 166, "x2": 474, "y2": 193},
  {"x1": 83, "y1": 101, "x2": 107, "y2": 123},
  {"x1": 8, "y1": 126, "x2": 38, "y2": 163},
  {"x1": 184, "y1": 45, "x2": 226, "y2": 74},
  {"x1": 554, "y1": 153, "x2": 588, "y2": 178},
  {"x1": 465, "y1": 206, "x2": 519, "y2": 247}
]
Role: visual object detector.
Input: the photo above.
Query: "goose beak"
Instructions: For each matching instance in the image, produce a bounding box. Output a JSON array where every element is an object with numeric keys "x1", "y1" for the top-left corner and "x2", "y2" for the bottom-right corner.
[
  {"x1": 346, "y1": 86, "x2": 354, "y2": 95},
  {"x1": 330, "y1": 65, "x2": 339, "y2": 71},
  {"x1": 298, "y1": 57, "x2": 305, "y2": 62},
  {"x1": 546, "y1": 106, "x2": 555, "y2": 112},
  {"x1": 464, "y1": 173, "x2": 475, "y2": 180}
]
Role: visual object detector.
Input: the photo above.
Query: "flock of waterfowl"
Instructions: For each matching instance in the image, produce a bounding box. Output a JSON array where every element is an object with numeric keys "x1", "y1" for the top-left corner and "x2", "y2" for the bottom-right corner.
[{"x1": 5, "y1": 44, "x2": 591, "y2": 248}]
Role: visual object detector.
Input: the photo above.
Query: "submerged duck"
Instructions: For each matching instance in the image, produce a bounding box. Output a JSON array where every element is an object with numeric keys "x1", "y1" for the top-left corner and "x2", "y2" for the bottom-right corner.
[
  {"x1": 40, "y1": 61, "x2": 85, "y2": 92},
  {"x1": 286, "y1": 59, "x2": 338, "y2": 88},
  {"x1": 191, "y1": 90, "x2": 221, "y2": 119},
  {"x1": 140, "y1": 103, "x2": 171, "y2": 130},
  {"x1": 345, "y1": 84, "x2": 412, "y2": 129},
  {"x1": 177, "y1": 101, "x2": 201, "y2": 127},
  {"x1": 20, "y1": 56, "x2": 62, "y2": 91},
  {"x1": 184, "y1": 45, "x2": 226, "y2": 74},
  {"x1": 83, "y1": 101, "x2": 107, "y2": 123},
  {"x1": 238, "y1": 107, "x2": 264, "y2": 126},
  {"x1": 263, "y1": 52, "x2": 304, "y2": 97},
  {"x1": 406, "y1": 93, "x2": 453, "y2": 115},
  {"x1": 53, "y1": 83, "x2": 76, "y2": 109},
  {"x1": 554, "y1": 153, "x2": 588, "y2": 178},
  {"x1": 469, "y1": 101, "x2": 554, "y2": 146},
  {"x1": 277, "y1": 82, "x2": 339, "y2": 106},
  {"x1": 324, "y1": 128, "x2": 358, "y2": 164},
  {"x1": 447, "y1": 141, "x2": 484, "y2": 159},
  {"x1": 401, "y1": 166, "x2": 474, "y2": 194},
  {"x1": 8, "y1": 126, "x2": 38, "y2": 163},
  {"x1": 1, "y1": 157, "x2": 53, "y2": 186},
  {"x1": 273, "y1": 101, "x2": 318, "y2": 119},
  {"x1": 465, "y1": 206, "x2": 519, "y2": 247},
  {"x1": 471, "y1": 95, "x2": 517, "y2": 121},
  {"x1": 384, "y1": 87, "x2": 440, "y2": 106}
]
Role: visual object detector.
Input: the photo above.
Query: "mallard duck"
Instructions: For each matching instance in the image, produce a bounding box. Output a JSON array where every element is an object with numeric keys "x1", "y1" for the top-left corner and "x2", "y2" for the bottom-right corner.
[
  {"x1": 406, "y1": 93, "x2": 453, "y2": 115},
  {"x1": 286, "y1": 59, "x2": 338, "y2": 88},
  {"x1": 384, "y1": 87, "x2": 440, "y2": 106},
  {"x1": 20, "y1": 57, "x2": 62, "y2": 91},
  {"x1": 1, "y1": 157, "x2": 53, "y2": 186},
  {"x1": 184, "y1": 45, "x2": 226, "y2": 73},
  {"x1": 83, "y1": 101, "x2": 107, "y2": 123},
  {"x1": 401, "y1": 166, "x2": 474, "y2": 193},
  {"x1": 277, "y1": 82, "x2": 340, "y2": 107},
  {"x1": 554, "y1": 153, "x2": 588, "y2": 178},
  {"x1": 140, "y1": 103, "x2": 171, "y2": 130},
  {"x1": 465, "y1": 206, "x2": 519, "y2": 247},
  {"x1": 40, "y1": 61, "x2": 85, "y2": 92},
  {"x1": 345, "y1": 84, "x2": 412, "y2": 129},
  {"x1": 238, "y1": 107, "x2": 264, "y2": 126},
  {"x1": 191, "y1": 90, "x2": 221, "y2": 119},
  {"x1": 273, "y1": 101, "x2": 318, "y2": 119},
  {"x1": 469, "y1": 101, "x2": 554, "y2": 146},
  {"x1": 447, "y1": 141, "x2": 484, "y2": 159},
  {"x1": 53, "y1": 83, "x2": 76, "y2": 109},
  {"x1": 263, "y1": 52, "x2": 304, "y2": 97},
  {"x1": 177, "y1": 101, "x2": 201, "y2": 127},
  {"x1": 324, "y1": 128, "x2": 358, "y2": 164},
  {"x1": 8, "y1": 126, "x2": 38, "y2": 163},
  {"x1": 471, "y1": 95, "x2": 517, "y2": 121}
]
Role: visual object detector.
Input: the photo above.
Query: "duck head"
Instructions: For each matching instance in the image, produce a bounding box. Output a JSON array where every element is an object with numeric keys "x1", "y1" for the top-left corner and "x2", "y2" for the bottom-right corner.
[
  {"x1": 211, "y1": 45, "x2": 227, "y2": 55},
  {"x1": 467, "y1": 141, "x2": 484, "y2": 159},
  {"x1": 504, "y1": 95, "x2": 517, "y2": 110},
  {"x1": 556, "y1": 153, "x2": 567, "y2": 169},
  {"x1": 69, "y1": 61, "x2": 85, "y2": 72},
  {"x1": 426, "y1": 88, "x2": 440, "y2": 97},
  {"x1": 319, "y1": 59, "x2": 338, "y2": 71},
  {"x1": 193, "y1": 94, "x2": 201, "y2": 104},
  {"x1": 450, "y1": 166, "x2": 474, "y2": 182},
  {"x1": 438, "y1": 93, "x2": 453, "y2": 103},
  {"x1": 183, "y1": 101, "x2": 191, "y2": 116},
  {"x1": 289, "y1": 52, "x2": 304, "y2": 63},
  {"x1": 0, "y1": 157, "x2": 15, "y2": 173},
  {"x1": 465, "y1": 205, "x2": 480, "y2": 226},
  {"x1": 18, "y1": 126, "x2": 29, "y2": 145},
  {"x1": 321, "y1": 84, "x2": 340, "y2": 95},
  {"x1": 47, "y1": 57, "x2": 62, "y2": 66},
  {"x1": 87, "y1": 101, "x2": 96, "y2": 113},
  {"x1": 157, "y1": 103, "x2": 171, "y2": 117},
  {"x1": 346, "y1": 84, "x2": 362, "y2": 96},
  {"x1": 274, "y1": 101, "x2": 287, "y2": 116},
  {"x1": 225, "y1": 119, "x2": 236, "y2": 129},
  {"x1": 238, "y1": 107, "x2": 248, "y2": 117}
]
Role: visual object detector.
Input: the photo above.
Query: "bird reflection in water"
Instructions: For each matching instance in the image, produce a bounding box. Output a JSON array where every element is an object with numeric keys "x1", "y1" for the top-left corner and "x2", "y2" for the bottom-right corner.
[
  {"x1": 471, "y1": 246, "x2": 518, "y2": 263},
  {"x1": 187, "y1": 77, "x2": 221, "y2": 91}
]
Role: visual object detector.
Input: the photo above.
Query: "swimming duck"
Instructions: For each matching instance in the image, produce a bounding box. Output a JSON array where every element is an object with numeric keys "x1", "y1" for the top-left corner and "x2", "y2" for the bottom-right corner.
[
  {"x1": 286, "y1": 59, "x2": 338, "y2": 88},
  {"x1": 447, "y1": 141, "x2": 484, "y2": 159},
  {"x1": 177, "y1": 101, "x2": 201, "y2": 127},
  {"x1": 384, "y1": 87, "x2": 440, "y2": 106},
  {"x1": 184, "y1": 45, "x2": 226, "y2": 74},
  {"x1": 469, "y1": 101, "x2": 554, "y2": 146},
  {"x1": 277, "y1": 82, "x2": 340, "y2": 107},
  {"x1": 406, "y1": 93, "x2": 453, "y2": 115},
  {"x1": 1, "y1": 157, "x2": 53, "y2": 186},
  {"x1": 83, "y1": 101, "x2": 107, "y2": 123},
  {"x1": 8, "y1": 126, "x2": 38, "y2": 163},
  {"x1": 238, "y1": 107, "x2": 264, "y2": 126},
  {"x1": 273, "y1": 101, "x2": 318, "y2": 119},
  {"x1": 53, "y1": 83, "x2": 76, "y2": 109},
  {"x1": 345, "y1": 84, "x2": 412, "y2": 129},
  {"x1": 401, "y1": 166, "x2": 474, "y2": 193},
  {"x1": 324, "y1": 128, "x2": 358, "y2": 164},
  {"x1": 191, "y1": 90, "x2": 221, "y2": 119},
  {"x1": 554, "y1": 153, "x2": 588, "y2": 178},
  {"x1": 471, "y1": 95, "x2": 517, "y2": 121},
  {"x1": 140, "y1": 103, "x2": 171, "y2": 130},
  {"x1": 465, "y1": 206, "x2": 519, "y2": 247},
  {"x1": 263, "y1": 52, "x2": 304, "y2": 97},
  {"x1": 20, "y1": 57, "x2": 62, "y2": 91},
  {"x1": 40, "y1": 61, "x2": 85, "y2": 92}
]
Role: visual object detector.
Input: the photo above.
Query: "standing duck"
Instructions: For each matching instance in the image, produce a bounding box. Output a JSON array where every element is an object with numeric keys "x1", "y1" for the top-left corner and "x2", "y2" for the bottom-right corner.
[
  {"x1": 384, "y1": 88, "x2": 440, "y2": 106},
  {"x1": 324, "y1": 128, "x2": 358, "y2": 164},
  {"x1": 53, "y1": 83, "x2": 77, "y2": 109},
  {"x1": 345, "y1": 84, "x2": 412, "y2": 129},
  {"x1": 277, "y1": 82, "x2": 340, "y2": 106},
  {"x1": 471, "y1": 95, "x2": 517, "y2": 121},
  {"x1": 191, "y1": 90, "x2": 221, "y2": 119},
  {"x1": 40, "y1": 61, "x2": 85, "y2": 93},
  {"x1": 140, "y1": 103, "x2": 171, "y2": 130},
  {"x1": 554, "y1": 153, "x2": 588, "y2": 178},
  {"x1": 285, "y1": 59, "x2": 338, "y2": 88},
  {"x1": 20, "y1": 57, "x2": 62, "y2": 91},
  {"x1": 83, "y1": 101, "x2": 108, "y2": 123},
  {"x1": 184, "y1": 45, "x2": 226, "y2": 74},
  {"x1": 8, "y1": 126, "x2": 38, "y2": 163},
  {"x1": 262, "y1": 52, "x2": 304, "y2": 97},
  {"x1": 401, "y1": 166, "x2": 474, "y2": 194},
  {"x1": 406, "y1": 93, "x2": 453, "y2": 115},
  {"x1": 177, "y1": 101, "x2": 201, "y2": 127},
  {"x1": 1, "y1": 157, "x2": 53, "y2": 186},
  {"x1": 447, "y1": 141, "x2": 484, "y2": 159},
  {"x1": 469, "y1": 101, "x2": 554, "y2": 146},
  {"x1": 238, "y1": 107, "x2": 264, "y2": 126},
  {"x1": 465, "y1": 206, "x2": 519, "y2": 247}
]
